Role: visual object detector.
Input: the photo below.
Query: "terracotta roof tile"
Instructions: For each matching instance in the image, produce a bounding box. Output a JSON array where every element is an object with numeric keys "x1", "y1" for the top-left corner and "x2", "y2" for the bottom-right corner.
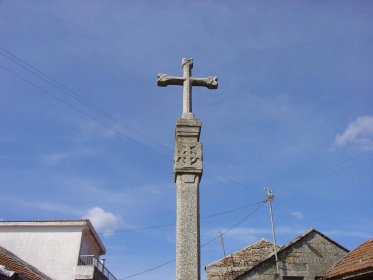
[
  {"x1": 0, "y1": 246, "x2": 52, "y2": 280},
  {"x1": 325, "y1": 238, "x2": 373, "y2": 279}
]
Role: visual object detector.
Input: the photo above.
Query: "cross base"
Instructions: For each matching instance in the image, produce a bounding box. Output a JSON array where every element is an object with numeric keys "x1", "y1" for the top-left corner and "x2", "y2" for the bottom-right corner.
[{"x1": 182, "y1": 112, "x2": 195, "y2": 119}]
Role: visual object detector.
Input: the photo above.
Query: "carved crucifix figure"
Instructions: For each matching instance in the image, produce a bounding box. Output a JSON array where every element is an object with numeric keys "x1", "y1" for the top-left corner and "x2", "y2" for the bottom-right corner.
[{"x1": 157, "y1": 58, "x2": 218, "y2": 119}]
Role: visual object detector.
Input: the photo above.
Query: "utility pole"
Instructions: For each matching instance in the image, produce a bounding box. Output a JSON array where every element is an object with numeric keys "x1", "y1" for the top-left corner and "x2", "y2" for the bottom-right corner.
[
  {"x1": 265, "y1": 187, "x2": 279, "y2": 277},
  {"x1": 219, "y1": 231, "x2": 227, "y2": 258},
  {"x1": 219, "y1": 231, "x2": 232, "y2": 280}
]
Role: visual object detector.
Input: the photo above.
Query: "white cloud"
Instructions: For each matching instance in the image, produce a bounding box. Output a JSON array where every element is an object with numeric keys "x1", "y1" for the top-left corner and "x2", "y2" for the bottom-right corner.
[
  {"x1": 335, "y1": 116, "x2": 373, "y2": 152},
  {"x1": 41, "y1": 152, "x2": 71, "y2": 165},
  {"x1": 291, "y1": 211, "x2": 304, "y2": 220},
  {"x1": 74, "y1": 119, "x2": 119, "y2": 141},
  {"x1": 83, "y1": 207, "x2": 121, "y2": 237},
  {"x1": 41, "y1": 149, "x2": 98, "y2": 166}
]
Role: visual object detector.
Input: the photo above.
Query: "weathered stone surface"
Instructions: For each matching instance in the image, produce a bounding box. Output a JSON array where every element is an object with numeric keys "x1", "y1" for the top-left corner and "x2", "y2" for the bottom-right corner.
[
  {"x1": 174, "y1": 118, "x2": 203, "y2": 181},
  {"x1": 234, "y1": 229, "x2": 349, "y2": 280},
  {"x1": 158, "y1": 58, "x2": 218, "y2": 280},
  {"x1": 157, "y1": 58, "x2": 218, "y2": 119},
  {"x1": 176, "y1": 173, "x2": 201, "y2": 280},
  {"x1": 175, "y1": 118, "x2": 202, "y2": 141},
  {"x1": 174, "y1": 118, "x2": 203, "y2": 280}
]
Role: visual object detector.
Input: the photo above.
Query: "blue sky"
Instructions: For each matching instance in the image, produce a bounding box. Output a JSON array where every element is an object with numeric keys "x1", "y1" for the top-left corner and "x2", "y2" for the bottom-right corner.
[{"x1": 1, "y1": 1, "x2": 373, "y2": 279}]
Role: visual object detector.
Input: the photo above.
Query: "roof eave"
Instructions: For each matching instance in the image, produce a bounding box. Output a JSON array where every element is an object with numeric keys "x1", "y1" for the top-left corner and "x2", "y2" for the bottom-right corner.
[{"x1": 85, "y1": 219, "x2": 106, "y2": 255}]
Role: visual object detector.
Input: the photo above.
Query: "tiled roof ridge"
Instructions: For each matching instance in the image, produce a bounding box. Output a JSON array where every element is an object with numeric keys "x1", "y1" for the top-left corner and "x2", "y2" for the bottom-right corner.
[
  {"x1": 0, "y1": 245, "x2": 52, "y2": 280},
  {"x1": 325, "y1": 238, "x2": 373, "y2": 279},
  {"x1": 205, "y1": 238, "x2": 275, "y2": 268}
]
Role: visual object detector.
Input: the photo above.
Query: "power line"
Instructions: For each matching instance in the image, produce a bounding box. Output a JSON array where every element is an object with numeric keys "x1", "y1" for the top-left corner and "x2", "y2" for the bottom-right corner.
[
  {"x1": 0, "y1": 59, "x2": 261, "y2": 196},
  {"x1": 0, "y1": 56, "x2": 267, "y2": 278},
  {"x1": 118, "y1": 203, "x2": 265, "y2": 279},
  {"x1": 1, "y1": 46, "x2": 370, "y2": 196},
  {"x1": 200, "y1": 202, "x2": 264, "y2": 248},
  {"x1": 204, "y1": 167, "x2": 263, "y2": 195},
  {"x1": 202, "y1": 200, "x2": 265, "y2": 219},
  {"x1": 120, "y1": 259, "x2": 176, "y2": 280},
  {"x1": 0, "y1": 63, "x2": 170, "y2": 161},
  {"x1": 279, "y1": 151, "x2": 368, "y2": 188},
  {"x1": 97, "y1": 200, "x2": 265, "y2": 234},
  {"x1": 3, "y1": 47, "x2": 368, "y2": 280},
  {"x1": 0, "y1": 46, "x2": 171, "y2": 155},
  {"x1": 0, "y1": 46, "x2": 263, "y2": 196}
]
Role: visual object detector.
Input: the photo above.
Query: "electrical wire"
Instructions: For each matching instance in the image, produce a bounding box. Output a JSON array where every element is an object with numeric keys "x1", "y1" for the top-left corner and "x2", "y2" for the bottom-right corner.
[
  {"x1": 120, "y1": 259, "x2": 176, "y2": 280},
  {"x1": 201, "y1": 202, "x2": 264, "y2": 248},
  {"x1": 1, "y1": 46, "x2": 369, "y2": 196},
  {"x1": 204, "y1": 167, "x2": 263, "y2": 195},
  {"x1": 97, "y1": 200, "x2": 266, "y2": 234},
  {"x1": 0, "y1": 47, "x2": 171, "y2": 154},
  {"x1": 3, "y1": 47, "x2": 369, "y2": 278},
  {"x1": 0, "y1": 63, "x2": 170, "y2": 161},
  {"x1": 278, "y1": 151, "x2": 367, "y2": 188},
  {"x1": 3, "y1": 47, "x2": 369, "y2": 280},
  {"x1": 118, "y1": 202, "x2": 265, "y2": 279},
  {"x1": 0, "y1": 46, "x2": 263, "y2": 196}
]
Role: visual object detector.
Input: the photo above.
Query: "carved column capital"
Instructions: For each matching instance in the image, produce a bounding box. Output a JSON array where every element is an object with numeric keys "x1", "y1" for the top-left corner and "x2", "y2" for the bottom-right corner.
[{"x1": 174, "y1": 118, "x2": 203, "y2": 182}]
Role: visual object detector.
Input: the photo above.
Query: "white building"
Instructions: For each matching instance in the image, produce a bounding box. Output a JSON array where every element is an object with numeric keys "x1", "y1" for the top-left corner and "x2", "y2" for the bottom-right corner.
[{"x1": 0, "y1": 220, "x2": 116, "y2": 280}]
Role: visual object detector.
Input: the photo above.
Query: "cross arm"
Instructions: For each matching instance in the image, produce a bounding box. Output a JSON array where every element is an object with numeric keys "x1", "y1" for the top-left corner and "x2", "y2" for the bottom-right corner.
[
  {"x1": 190, "y1": 76, "x2": 218, "y2": 89},
  {"x1": 157, "y1": 74, "x2": 184, "y2": 87}
]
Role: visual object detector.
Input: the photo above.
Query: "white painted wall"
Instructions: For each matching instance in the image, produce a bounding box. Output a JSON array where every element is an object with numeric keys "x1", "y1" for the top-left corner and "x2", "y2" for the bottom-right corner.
[
  {"x1": 0, "y1": 221, "x2": 105, "y2": 280},
  {"x1": 80, "y1": 229, "x2": 101, "y2": 257}
]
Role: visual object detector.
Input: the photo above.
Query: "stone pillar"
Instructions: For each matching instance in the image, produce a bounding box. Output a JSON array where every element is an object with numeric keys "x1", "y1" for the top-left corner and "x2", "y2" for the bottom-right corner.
[{"x1": 174, "y1": 118, "x2": 203, "y2": 280}]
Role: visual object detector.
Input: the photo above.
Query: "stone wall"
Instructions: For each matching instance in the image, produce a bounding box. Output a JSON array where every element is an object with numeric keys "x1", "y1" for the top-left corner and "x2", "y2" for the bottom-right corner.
[{"x1": 237, "y1": 231, "x2": 348, "y2": 280}]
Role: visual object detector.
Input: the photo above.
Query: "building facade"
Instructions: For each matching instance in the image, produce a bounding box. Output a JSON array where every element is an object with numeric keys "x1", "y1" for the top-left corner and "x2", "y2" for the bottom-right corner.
[
  {"x1": 206, "y1": 229, "x2": 349, "y2": 280},
  {"x1": 0, "y1": 220, "x2": 116, "y2": 280}
]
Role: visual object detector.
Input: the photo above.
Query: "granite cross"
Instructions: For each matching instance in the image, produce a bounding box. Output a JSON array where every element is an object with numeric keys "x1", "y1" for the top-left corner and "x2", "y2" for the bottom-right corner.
[{"x1": 157, "y1": 58, "x2": 218, "y2": 119}]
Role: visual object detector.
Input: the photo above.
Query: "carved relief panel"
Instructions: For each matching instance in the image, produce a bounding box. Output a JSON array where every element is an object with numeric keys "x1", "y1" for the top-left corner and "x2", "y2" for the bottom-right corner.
[{"x1": 174, "y1": 142, "x2": 202, "y2": 172}]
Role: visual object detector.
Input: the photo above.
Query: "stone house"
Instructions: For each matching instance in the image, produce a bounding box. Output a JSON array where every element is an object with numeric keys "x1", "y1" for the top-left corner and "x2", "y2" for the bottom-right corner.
[
  {"x1": 205, "y1": 228, "x2": 349, "y2": 280},
  {"x1": 324, "y1": 238, "x2": 373, "y2": 280},
  {"x1": 0, "y1": 220, "x2": 117, "y2": 280}
]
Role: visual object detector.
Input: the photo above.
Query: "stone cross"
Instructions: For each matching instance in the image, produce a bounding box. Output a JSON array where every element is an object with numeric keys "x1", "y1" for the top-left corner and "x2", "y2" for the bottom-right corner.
[
  {"x1": 157, "y1": 58, "x2": 218, "y2": 119},
  {"x1": 157, "y1": 58, "x2": 218, "y2": 280}
]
